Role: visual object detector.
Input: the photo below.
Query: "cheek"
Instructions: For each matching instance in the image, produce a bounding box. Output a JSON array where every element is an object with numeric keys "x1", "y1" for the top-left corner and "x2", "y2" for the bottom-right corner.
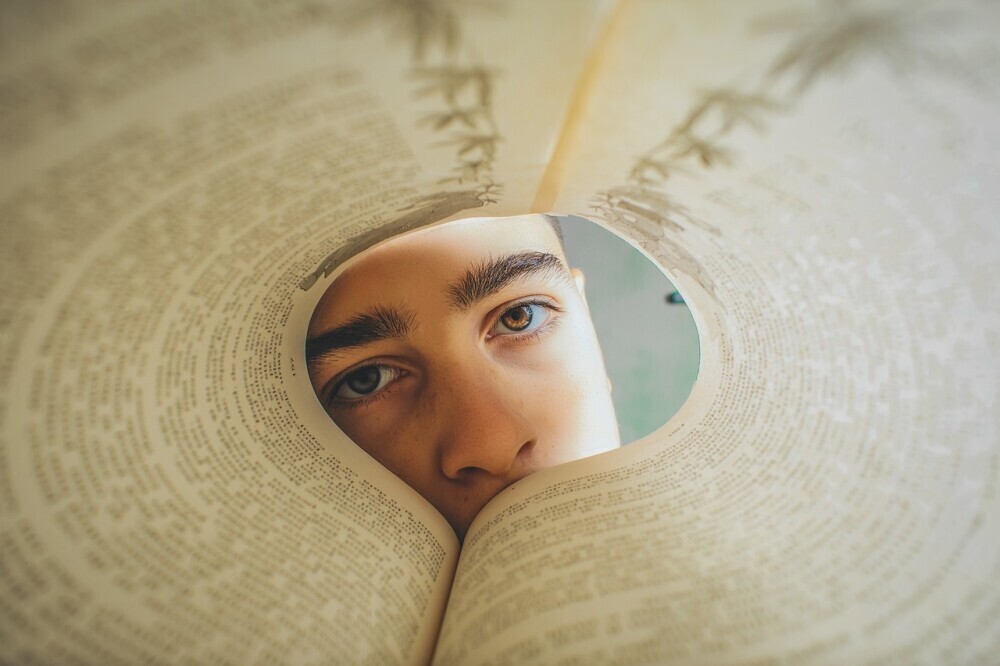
[
  {"x1": 520, "y1": 354, "x2": 606, "y2": 433},
  {"x1": 545, "y1": 311, "x2": 608, "y2": 384},
  {"x1": 335, "y1": 409, "x2": 441, "y2": 494},
  {"x1": 328, "y1": 399, "x2": 415, "y2": 467},
  {"x1": 328, "y1": 373, "x2": 422, "y2": 438},
  {"x1": 522, "y1": 317, "x2": 617, "y2": 455}
]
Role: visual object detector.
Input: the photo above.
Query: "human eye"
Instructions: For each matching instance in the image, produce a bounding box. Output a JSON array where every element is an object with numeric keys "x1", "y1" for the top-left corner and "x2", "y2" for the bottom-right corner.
[
  {"x1": 489, "y1": 300, "x2": 561, "y2": 338},
  {"x1": 329, "y1": 363, "x2": 405, "y2": 406}
]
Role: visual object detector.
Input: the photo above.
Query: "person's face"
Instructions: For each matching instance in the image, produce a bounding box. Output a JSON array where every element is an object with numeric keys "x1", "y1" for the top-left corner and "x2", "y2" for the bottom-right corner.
[{"x1": 306, "y1": 215, "x2": 620, "y2": 539}]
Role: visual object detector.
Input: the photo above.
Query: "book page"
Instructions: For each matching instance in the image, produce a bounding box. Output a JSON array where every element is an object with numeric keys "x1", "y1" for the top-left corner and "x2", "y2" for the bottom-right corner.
[
  {"x1": 435, "y1": 1, "x2": 1000, "y2": 663},
  {"x1": 0, "y1": 2, "x2": 601, "y2": 663}
]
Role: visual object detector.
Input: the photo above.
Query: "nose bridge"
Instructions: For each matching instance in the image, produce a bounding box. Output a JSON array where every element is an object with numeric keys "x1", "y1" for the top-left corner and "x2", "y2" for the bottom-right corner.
[{"x1": 435, "y1": 350, "x2": 534, "y2": 479}]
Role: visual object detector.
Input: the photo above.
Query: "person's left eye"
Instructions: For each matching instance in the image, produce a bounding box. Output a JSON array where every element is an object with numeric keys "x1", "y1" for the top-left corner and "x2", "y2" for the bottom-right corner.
[{"x1": 490, "y1": 302, "x2": 552, "y2": 337}]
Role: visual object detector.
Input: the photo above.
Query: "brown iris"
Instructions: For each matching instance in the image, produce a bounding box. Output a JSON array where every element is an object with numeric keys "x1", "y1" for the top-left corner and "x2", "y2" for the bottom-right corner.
[{"x1": 500, "y1": 305, "x2": 532, "y2": 331}]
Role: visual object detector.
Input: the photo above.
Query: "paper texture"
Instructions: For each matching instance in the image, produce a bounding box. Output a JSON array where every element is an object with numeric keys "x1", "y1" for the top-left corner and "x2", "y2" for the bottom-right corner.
[
  {"x1": 0, "y1": 1, "x2": 599, "y2": 663},
  {"x1": 437, "y1": 1, "x2": 1000, "y2": 663},
  {"x1": 2, "y1": 1, "x2": 999, "y2": 664}
]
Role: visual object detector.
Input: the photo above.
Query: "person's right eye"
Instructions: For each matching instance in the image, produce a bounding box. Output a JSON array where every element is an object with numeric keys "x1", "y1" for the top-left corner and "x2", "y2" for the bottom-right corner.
[{"x1": 331, "y1": 363, "x2": 404, "y2": 404}]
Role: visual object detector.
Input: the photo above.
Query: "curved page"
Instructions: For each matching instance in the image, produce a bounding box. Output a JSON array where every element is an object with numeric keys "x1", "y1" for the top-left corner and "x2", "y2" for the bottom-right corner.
[
  {"x1": 0, "y1": 2, "x2": 600, "y2": 663},
  {"x1": 436, "y1": 1, "x2": 1000, "y2": 664}
]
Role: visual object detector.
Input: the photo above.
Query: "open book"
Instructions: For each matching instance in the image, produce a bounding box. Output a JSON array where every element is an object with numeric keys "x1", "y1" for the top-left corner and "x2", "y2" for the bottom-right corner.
[{"x1": 3, "y1": 1, "x2": 998, "y2": 663}]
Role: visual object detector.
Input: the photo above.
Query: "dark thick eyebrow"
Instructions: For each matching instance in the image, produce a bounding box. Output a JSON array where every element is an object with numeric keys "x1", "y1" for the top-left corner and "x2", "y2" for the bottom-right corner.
[
  {"x1": 306, "y1": 305, "x2": 415, "y2": 371},
  {"x1": 446, "y1": 251, "x2": 571, "y2": 310}
]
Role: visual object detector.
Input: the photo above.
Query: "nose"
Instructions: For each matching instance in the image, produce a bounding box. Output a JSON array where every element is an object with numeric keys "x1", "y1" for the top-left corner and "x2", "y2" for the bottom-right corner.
[{"x1": 435, "y1": 358, "x2": 536, "y2": 481}]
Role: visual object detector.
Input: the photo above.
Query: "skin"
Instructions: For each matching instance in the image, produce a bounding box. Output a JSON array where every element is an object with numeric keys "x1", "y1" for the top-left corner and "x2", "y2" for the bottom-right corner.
[{"x1": 307, "y1": 214, "x2": 620, "y2": 540}]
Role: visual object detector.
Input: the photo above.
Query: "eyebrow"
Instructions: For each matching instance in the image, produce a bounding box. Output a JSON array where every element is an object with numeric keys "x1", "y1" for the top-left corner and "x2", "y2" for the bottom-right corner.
[
  {"x1": 305, "y1": 305, "x2": 415, "y2": 371},
  {"x1": 446, "y1": 251, "x2": 571, "y2": 310}
]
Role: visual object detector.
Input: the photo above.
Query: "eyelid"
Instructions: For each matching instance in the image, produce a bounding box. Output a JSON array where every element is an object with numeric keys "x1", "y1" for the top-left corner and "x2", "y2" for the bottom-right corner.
[
  {"x1": 485, "y1": 296, "x2": 563, "y2": 340},
  {"x1": 323, "y1": 358, "x2": 410, "y2": 407}
]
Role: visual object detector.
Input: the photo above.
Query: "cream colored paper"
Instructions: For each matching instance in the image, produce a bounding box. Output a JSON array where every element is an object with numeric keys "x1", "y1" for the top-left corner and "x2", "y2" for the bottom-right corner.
[
  {"x1": 3, "y1": 0, "x2": 999, "y2": 664},
  {"x1": 437, "y1": 1, "x2": 1000, "y2": 664},
  {"x1": 0, "y1": 1, "x2": 600, "y2": 663}
]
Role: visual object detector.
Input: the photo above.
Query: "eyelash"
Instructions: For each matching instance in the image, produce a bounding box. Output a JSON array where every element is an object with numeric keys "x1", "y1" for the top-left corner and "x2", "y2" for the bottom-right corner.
[
  {"x1": 488, "y1": 298, "x2": 563, "y2": 341},
  {"x1": 327, "y1": 363, "x2": 403, "y2": 412},
  {"x1": 332, "y1": 378, "x2": 394, "y2": 411},
  {"x1": 326, "y1": 298, "x2": 563, "y2": 411}
]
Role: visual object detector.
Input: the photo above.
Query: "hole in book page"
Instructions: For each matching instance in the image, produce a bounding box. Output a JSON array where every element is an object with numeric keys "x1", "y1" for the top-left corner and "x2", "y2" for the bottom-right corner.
[{"x1": 304, "y1": 214, "x2": 698, "y2": 539}]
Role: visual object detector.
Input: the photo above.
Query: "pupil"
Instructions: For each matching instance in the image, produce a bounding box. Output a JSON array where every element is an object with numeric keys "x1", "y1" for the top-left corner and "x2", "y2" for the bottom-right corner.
[
  {"x1": 346, "y1": 366, "x2": 381, "y2": 394},
  {"x1": 503, "y1": 306, "x2": 532, "y2": 330}
]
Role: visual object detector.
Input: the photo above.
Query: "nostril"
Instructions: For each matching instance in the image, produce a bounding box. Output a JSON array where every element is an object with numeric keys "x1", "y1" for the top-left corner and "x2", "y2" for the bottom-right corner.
[
  {"x1": 442, "y1": 436, "x2": 537, "y2": 479},
  {"x1": 516, "y1": 440, "x2": 534, "y2": 459}
]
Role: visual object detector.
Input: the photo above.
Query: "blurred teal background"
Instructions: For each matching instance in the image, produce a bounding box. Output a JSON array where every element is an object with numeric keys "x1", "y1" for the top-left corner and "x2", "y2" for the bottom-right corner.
[{"x1": 559, "y1": 216, "x2": 700, "y2": 444}]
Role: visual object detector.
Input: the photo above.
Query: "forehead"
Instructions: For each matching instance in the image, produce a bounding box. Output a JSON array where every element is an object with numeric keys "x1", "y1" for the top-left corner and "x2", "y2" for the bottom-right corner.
[{"x1": 309, "y1": 214, "x2": 564, "y2": 333}]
